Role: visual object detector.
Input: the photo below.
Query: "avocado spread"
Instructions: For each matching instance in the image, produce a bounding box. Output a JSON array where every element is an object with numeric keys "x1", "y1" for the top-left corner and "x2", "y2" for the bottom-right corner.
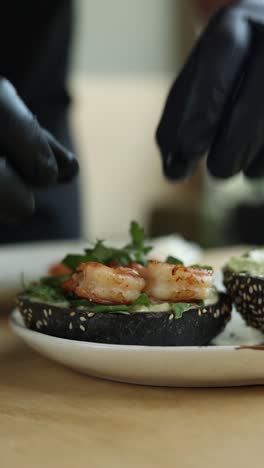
[{"x1": 226, "y1": 249, "x2": 264, "y2": 276}]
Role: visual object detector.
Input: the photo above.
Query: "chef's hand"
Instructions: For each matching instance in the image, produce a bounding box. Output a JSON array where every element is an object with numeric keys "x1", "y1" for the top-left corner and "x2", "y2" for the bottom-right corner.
[
  {"x1": 0, "y1": 78, "x2": 78, "y2": 222},
  {"x1": 156, "y1": 0, "x2": 264, "y2": 180}
]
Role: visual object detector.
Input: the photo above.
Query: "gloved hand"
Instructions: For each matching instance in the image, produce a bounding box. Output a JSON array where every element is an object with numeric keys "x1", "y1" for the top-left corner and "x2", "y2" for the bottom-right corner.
[
  {"x1": 156, "y1": 0, "x2": 264, "y2": 180},
  {"x1": 0, "y1": 78, "x2": 78, "y2": 222}
]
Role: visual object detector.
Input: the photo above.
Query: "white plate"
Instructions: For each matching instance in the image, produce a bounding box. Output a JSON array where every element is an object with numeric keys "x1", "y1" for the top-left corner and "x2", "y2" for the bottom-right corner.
[{"x1": 9, "y1": 309, "x2": 264, "y2": 387}]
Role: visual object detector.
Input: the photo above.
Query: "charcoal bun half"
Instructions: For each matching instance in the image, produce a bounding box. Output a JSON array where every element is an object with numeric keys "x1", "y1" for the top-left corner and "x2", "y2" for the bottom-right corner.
[
  {"x1": 17, "y1": 293, "x2": 232, "y2": 346},
  {"x1": 224, "y1": 268, "x2": 264, "y2": 332}
]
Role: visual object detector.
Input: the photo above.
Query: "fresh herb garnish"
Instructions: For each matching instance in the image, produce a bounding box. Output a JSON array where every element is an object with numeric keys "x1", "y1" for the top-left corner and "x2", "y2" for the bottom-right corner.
[
  {"x1": 67, "y1": 298, "x2": 92, "y2": 307},
  {"x1": 23, "y1": 279, "x2": 67, "y2": 303},
  {"x1": 191, "y1": 264, "x2": 213, "y2": 271},
  {"x1": 62, "y1": 296, "x2": 131, "y2": 314},
  {"x1": 130, "y1": 221, "x2": 145, "y2": 248},
  {"x1": 92, "y1": 304, "x2": 130, "y2": 313},
  {"x1": 41, "y1": 275, "x2": 70, "y2": 287},
  {"x1": 61, "y1": 254, "x2": 92, "y2": 271},
  {"x1": 132, "y1": 293, "x2": 150, "y2": 306},
  {"x1": 194, "y1": 300, "x2": 204, "y2": 306},
  {"x1": 166, "y1": 256, "x2": 184, "y2": 265},
  {"x1": 171, "y1": 303, "x2": 193, "y2": 319},
  {"x1": 62, "y1": 221, "x2": 152, "y2": 271},
  {"x1": 69, "y1": 293, "x2": 150, "y2": 311}
]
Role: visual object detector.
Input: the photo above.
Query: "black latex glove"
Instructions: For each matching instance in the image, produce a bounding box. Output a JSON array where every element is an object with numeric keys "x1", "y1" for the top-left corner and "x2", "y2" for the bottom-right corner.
[
  {"x1": 156, "y1": 0, "x2": 264, "y2": 180},
  {"x1": 0, "y1": 78, "x2": 78, "y2": 222}
]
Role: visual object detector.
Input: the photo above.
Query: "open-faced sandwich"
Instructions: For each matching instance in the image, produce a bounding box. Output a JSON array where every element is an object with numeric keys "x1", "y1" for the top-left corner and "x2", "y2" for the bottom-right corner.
[
  {"x1": 223, "y1": 249, "x2": 264, "y2": 332},
  {"x1": 17, "y1": 222, "x2": 232, "y2": 346}
]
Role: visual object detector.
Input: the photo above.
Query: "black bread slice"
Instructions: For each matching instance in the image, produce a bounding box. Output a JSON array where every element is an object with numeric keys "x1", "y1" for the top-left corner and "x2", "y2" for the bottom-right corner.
[{"x1": 17, "y1": 293, "x2": 232, "y2": 346}]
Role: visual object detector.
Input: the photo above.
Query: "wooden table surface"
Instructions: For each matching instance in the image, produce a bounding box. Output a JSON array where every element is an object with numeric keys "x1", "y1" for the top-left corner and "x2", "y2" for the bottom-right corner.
[{"x1": 1, "y1": 246, "x2": 263, "y2": 468}]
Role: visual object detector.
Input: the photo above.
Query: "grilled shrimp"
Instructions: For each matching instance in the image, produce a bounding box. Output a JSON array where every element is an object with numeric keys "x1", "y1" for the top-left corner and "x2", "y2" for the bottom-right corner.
[
  {"x1": 140, "y1": 261, "x2": 213, "y2": 302},
  {"x1": 62, "y1": 262, "x2": 145, "y2": 304}
]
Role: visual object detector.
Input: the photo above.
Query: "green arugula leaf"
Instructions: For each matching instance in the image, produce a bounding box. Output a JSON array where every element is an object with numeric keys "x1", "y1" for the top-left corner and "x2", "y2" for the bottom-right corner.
[
  {"x1": 69, "y1": 293, "x2": 150, "y2": 312},
  {"x1": 130, "y1": 221, "x2": 145, "y2": 247},
  {"x1": 92, "y1": 304, "x2": 130, "y2": 313},
  {"x1": 123, "y1": 221, "x2": 152, "y2": 266},
  {"x1": 166, "y1": 256, "x2": 184, "y2": 265},
  {"x1": 84, "y1": 240, "x2": 116, "y2": 263},
  {"x1": 62, "y1": 254, "x2": 92, "y2": 271},
  {"x1": 132, "y1": 293, "x2": 150, "y2": 306},
  {"x1": 69, "y1": 298, "x2": 130, "y2": 313},
  {"x1": 62, "y1": 221, "x2": 152, "y2": 270},
  {"x1": 67, "y1": 298, "x2": 92, "y2": 307},
  {"x1": 42, "y1": 275, "x2": 70, "y2": 287},
  {"x1": 171, "y1": 303, "x2": 193, "y2": 319},
  {"x1": 23, "y1": 280, "x2": 66, "y2": 303},
  {"x1": 191, "y1": 264, "x2": 213, "y2": 271},
  {"x1": 194, "y1": 300, "x2": 204, "y2": 306}
]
